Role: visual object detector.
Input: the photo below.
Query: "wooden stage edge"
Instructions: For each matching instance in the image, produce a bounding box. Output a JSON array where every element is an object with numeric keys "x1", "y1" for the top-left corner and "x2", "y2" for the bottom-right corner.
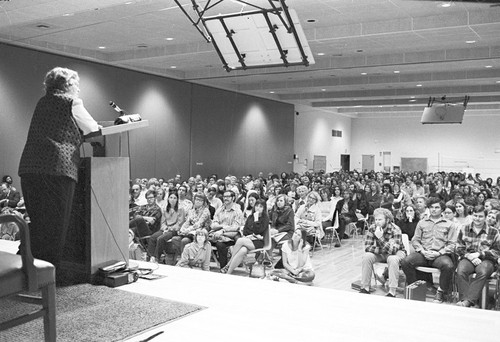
[{"x1": 121, "y1": 262, "x2": 500, "y2": 342}]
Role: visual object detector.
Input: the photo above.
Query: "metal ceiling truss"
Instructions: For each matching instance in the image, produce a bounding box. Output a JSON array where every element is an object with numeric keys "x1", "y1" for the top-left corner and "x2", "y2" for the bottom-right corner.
[{"x1": 173, "y1": 0, "x2": 311, "y2": 72}]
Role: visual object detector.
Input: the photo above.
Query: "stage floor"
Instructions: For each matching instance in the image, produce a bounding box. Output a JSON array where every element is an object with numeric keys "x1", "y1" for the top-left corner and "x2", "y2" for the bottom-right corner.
[{"x1": 121, "y1": 261, "x2": 500, "y2": 342}]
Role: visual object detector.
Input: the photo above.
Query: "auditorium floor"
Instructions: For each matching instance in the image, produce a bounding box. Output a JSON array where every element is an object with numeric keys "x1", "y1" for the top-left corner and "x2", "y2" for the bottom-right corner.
[{"x1": 120, "y1": 237, "x2": 499, "y2": 342}]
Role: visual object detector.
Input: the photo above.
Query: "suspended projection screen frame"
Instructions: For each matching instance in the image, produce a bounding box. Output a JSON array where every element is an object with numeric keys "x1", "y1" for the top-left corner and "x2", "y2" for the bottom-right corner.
[{"x1": 174, "y1": 0, "x2": 315, "y2": 71}]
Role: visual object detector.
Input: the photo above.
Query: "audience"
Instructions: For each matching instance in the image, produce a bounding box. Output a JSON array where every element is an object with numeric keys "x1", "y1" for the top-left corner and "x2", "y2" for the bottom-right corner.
[{"x1": 5, "y1": 166, "x2": 500, "y2": 307}]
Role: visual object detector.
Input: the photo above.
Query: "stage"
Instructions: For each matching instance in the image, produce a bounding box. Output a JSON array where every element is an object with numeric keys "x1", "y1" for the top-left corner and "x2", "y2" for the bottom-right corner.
[
  {"x1": 1, "y1": 240, "x2": 499, "y2": 341},
  {"x1": 122, "y1": 261, "x2": 499, "y2": 342}
]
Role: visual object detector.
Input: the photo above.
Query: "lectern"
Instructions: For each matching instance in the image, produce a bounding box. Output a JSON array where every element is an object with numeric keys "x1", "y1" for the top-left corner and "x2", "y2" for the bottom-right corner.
[{"x1": 62, "y1": 120, "x2": 148, "y2": 282}]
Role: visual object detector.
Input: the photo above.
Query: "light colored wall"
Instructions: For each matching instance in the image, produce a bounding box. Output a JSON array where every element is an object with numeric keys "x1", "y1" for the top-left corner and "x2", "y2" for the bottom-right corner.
[
  {"x1": 293, "y1": 105, "x2": 352, "y2": 173},
  {"x1": 351, "y1": 114, "x2": 500, "y2": 178}
]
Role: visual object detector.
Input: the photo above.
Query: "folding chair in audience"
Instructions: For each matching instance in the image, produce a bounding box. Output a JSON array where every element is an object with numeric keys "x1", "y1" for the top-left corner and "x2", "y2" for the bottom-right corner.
[{"x1": 246, "y1": 226, "x2": 272, "y2": 278}]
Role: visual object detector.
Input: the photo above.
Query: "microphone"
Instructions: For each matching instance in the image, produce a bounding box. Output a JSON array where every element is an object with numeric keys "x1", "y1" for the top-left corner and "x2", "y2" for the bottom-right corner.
[{"x1": 109, "y1": 101, "x2": 125, "y2": 115}]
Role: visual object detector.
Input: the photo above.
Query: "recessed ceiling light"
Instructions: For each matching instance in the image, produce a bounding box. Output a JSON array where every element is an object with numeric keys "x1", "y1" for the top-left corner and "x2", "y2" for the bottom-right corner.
[
  {"x1": 321, "y1": 89, "x2": 326, "y2": 91},
  {"x1": 485, "y1": 65, "x2": 493, "y2": 68},
  {"x1": 170, "y1": 66, "x2": 177, "y2": 69},
  {"x1": 394, "y1": 70, "x2": 400, "y2": 74},
  {"x1": 466, "y1": 40, "x2": 476, "y2": 44},
  {"x1": 98, "y1": 46, "x2": 106, "y2": 49},
  {"x1": 496, "y1": 81, "x2": 500, "y2": 83},
  {"x1": 317, "y1": 52, "x2": 325, "y2": 56},
  {"x1": 361, "y1": 72, "x2": 367, "y2": 75},
  {"x1": 440, "y1": 2, "x2": 452, "y2": 8},
  {"x1": 269, "y1": 91, "x2": 275, "y2": 94},
  {"x1": 410, "y1": 96, "x2": 416, "y2": 98},
  {"x1": 125, "y1": 1, "x2": 133, "y2": 4},
  {"x1": 62, "y1": 13, "x2": 74, "y2": 17},
  {"x1": 416, "y1": 84, "x2": 422, "y2": 87},
  {"x1": 409, "y1": 99, "x2": 417, "y2": 102},
  {"x1": 165, "y1": 37, "x2": 174, "y2": 41}
]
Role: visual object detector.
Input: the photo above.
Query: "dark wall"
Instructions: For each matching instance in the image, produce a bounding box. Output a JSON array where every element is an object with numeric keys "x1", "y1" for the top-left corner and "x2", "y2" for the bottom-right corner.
[{"x1": 0, "y1": 43, "x2": 294, "y2": 188}]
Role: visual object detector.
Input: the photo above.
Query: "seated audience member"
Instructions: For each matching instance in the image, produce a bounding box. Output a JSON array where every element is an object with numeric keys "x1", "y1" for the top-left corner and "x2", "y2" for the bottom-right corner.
[
  {"x1": 177, "y1": 184, "x2": 194, "y2": 212},
  {"x1": 155, "y1": 187, "x2": 167, "y2": 208},
  {"x1": 412, "y1": 180, "x2": 425, "y2": 202},
  {"x1": 295, "y1": 191, "x2": 324, "y2": 244},
  {"x1": 206, "y1": 186, "x2": 223, "y2": 213},
  {"x1": 176, "y1": 228, "x2": 212, "y2": 271},
  {"x1": 442, "y1": 204, "x2": 460, "y2": 229},
  {"x1": 486, "y1": 210, "x2": 499, "y2": 229},
  {"x1": 215, "y1": 180, "x2": 226, "y2": 201},
  {"x1": 210, "y1": 190, "x2": 244, "y2": 269},
  {"x1": 271, "y1": 229, "x2": 315, "y2": 283},
  {"x1": 359, "y1": 208, "x2": 406, "y2": 297},
  {"x1": 269, "y1": 194, "x2": 295, "y2": 245},
  {"x1": 171, "y1": 193, "x2": 211, "y2": 261},
  {"x1": 0, "y1": 182, "x2": 21, "y2": 209},
  {"x1": 130, "y1": 183, "x2": 145, "y2": 207},
  {"x1": 484, "y1": 198, "x2": 500, "y2": 213},
  {"x1": 332, "y1": 190, "x2": 358, "y2": 243},
  {"x1": 243, "y1": 191, "x2": 259, "y2": 219},
  {"x1": 396, "y1": 204, "x2": 420, "y2": 240},
  {"x1": 455, "y1": 200, "x2": 471, "y2": 227},
  {"x1": 129, "y1": 189, "x2": 162, "y2": 242},
  {"x1": 293, "y1": 185, "x2": 309, "y2": 212},
  {"x1": 391, "y1": 183, "x2": 404, "y2": 216},
  {"x1": 319, "y1": 187, "x2": 336, "y2": 228},
  {"x1": 401, "y1": 198, "x2": 458, "y2": 303},
  {"x1": 380, "y1": 183, "x2": 394, "y2": 210},
  {"x1": 415, "y1": 196, "x2": 430, "y2": 220},
  {"x1": 446, "y1": 190, "x2": 464, "y2": 207},
  {"x1": 128, "y1": 229, "x2": 144, "y2": 260},
  {"x1": 455, "y1": 205, "x2": 500, "y2": 307},
  {"x1": 366, "y1": 181, "x2": 382, "y2": 214},
  {"x1": 148, "y1": 190, "x2": 186, "y2": 263},
  {"x1": 222, "y1": 199, "x2": 269, "y2": 274}
]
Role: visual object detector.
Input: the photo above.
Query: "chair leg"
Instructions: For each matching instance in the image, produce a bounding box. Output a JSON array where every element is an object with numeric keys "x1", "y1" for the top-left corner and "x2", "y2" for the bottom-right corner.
[{"x1": 41, "y1": 282, "x2": 56, "y2": 342}]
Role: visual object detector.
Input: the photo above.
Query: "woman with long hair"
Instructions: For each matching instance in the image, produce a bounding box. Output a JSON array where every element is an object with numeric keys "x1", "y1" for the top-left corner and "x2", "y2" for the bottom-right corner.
[
  {"x1": 269, "y1": 194, "x2": 295, "y2": 245},
  {"x1": 396, "y1": 204, "x2": 420, "y2": 240},
  {"x1": 455, "y1": 200, "x2": 471, "y2": 227},
  {"x1": 222, "y1": 199, "x2": 269, "y2": 274},
  {"x1": 148, "y1": 190, "x2": 186, "y2": 263},
  {"x1": 176, "y1": 229, "x2": 212, "y2": 271},
  {"x1": 243, "y1": 191, "x2": 260, "y2": 219},
  {"x1": 270, "y1": 228, "x2": 315, "y2": 283}
]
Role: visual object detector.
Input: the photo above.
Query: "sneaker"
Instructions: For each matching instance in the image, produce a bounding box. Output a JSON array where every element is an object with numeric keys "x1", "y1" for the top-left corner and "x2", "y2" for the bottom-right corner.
[
  {"x1": 385, "y1": 293, "x2": 396, "y2": 298},
  {"x1": 220, "y1": 265, "x2": 229, "y2": 274},
  {"x1": 433, "y1": 290, "x2": 446, "y2": 304},
  {"x1": 359, "y1": 288, "x2": 370, "y2": 294},
  {"x1": 374, "y1": 270, "x2": 387, "y2": 285},
  {"x1": 456, "y1": 300, "x2": 473, "y2": 307}
]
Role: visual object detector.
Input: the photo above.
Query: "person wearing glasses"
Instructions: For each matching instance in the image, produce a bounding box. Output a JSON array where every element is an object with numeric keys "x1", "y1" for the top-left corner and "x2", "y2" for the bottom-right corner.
[
  {"x1": 400, "y1": 197, "x2": 458, "y2": 303},
  {"x1": 210, "y1": 190, "x2": 244, "y2": 269},
  {"x1": 129, "y1": 189, "x2": 162, "y2": 241}
]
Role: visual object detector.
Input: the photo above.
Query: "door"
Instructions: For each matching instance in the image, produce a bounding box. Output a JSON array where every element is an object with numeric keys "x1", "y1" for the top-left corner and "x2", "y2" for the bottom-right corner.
[
  {"x1": 340, "y1": 154, "x2": 350, "y2": 171},
  {"x1": 362, "y1": 154, "x2": 375, "y2": 172}
]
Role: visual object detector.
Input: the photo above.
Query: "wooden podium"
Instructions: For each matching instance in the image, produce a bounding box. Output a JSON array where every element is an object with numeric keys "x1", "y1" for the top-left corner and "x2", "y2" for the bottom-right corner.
[{"x1": 62, "y1": 120, "x2": 148, "y2": 282}]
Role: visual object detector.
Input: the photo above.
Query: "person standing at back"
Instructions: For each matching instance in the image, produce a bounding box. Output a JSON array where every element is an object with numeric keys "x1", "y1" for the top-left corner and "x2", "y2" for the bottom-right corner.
[{"x1": 18, "y1": 67, "x2": 100, "y2": 280}]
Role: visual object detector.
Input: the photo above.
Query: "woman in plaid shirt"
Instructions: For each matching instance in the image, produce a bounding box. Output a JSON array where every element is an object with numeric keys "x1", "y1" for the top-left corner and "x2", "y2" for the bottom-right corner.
[{"x1": 359, "y1": 208, "x2": 406, "y2": 297}]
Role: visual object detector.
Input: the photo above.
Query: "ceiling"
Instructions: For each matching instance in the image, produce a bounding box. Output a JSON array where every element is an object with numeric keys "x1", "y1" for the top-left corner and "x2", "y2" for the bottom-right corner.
[{"x1": 1, "y1": 0, "x2": 499, "y2": 118}]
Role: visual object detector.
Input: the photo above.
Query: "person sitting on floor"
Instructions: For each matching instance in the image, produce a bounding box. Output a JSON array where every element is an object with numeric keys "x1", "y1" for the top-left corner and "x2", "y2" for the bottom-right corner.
[
  {"x1": 400, "y1": 197, "x2": 458, "y2": 303},
  {"x1": 455, "y1": 205, "x2": 500, "y2": 307},
  {"x1": 176, "y1": 228, "x2": 212, "y2": 271},
  {"x1": 221, "y1": 199, "x2": 269, "y2": 274},
  {"x1": 359, "y1": 208, "x2": 406, "y2": 297},
  {"x1": 271, "y1": 228, "x2": 315, "y2": 284}
]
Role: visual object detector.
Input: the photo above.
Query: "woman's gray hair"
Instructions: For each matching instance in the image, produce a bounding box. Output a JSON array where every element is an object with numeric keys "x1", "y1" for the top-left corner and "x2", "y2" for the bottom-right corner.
[{"x1": 43, "y1": 67, "x2": 79, "y2": 95}]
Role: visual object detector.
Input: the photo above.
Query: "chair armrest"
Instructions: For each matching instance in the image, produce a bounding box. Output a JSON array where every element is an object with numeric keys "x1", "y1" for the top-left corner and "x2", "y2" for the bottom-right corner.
[{"x1": 0, "y1": 214, "x2": 38, "y2": 291}]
